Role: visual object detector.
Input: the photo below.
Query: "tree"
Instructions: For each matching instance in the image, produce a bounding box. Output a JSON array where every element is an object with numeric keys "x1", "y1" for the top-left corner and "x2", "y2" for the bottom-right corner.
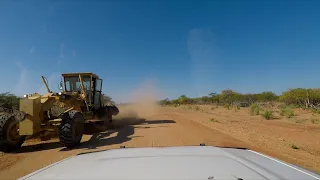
[
  {"x1": 178, "y1": 95, "x2": 190, "y2": 104},
  {"x1": 257, "y1": 91, "x2": 278, "y2": 102},
  {"x1": 280, "y1": 88, "x2": 308, "y2": 105},
  {"x1": 0, "y1": 92, "x2": 20, "y2": 111},
  {"x1": 219, "y1": 89, "x2": 236, "y2": 105},
  {"x1": 280, "y1": 88, "x2": 320, "y2": 107},
  {"x1": 208, "y1": 92, "x2": 220, "y2": 105},
  {"x1": 159, "y1": 98, "x2": 171, "y2": 105},
  {"x1": 200, "y1": 96, "x2": 211, "y2": 104},
  {"x1": 102, "y1": 94, "x2": 115, "y2": 105}
]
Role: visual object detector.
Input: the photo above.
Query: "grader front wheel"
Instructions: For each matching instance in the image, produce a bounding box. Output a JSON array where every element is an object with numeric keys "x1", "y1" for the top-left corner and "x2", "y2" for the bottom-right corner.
[
  {"x1": 0, "y1": 114, "x2": 25, "y2": 152},
  {"x1": 59, "y1": 110, "x2": 84, "y2": 148}
]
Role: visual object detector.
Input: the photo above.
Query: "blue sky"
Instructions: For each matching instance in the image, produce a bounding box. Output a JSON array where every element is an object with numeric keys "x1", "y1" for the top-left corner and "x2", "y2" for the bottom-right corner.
[{"x1": 1, "y1": 0, "x2": 320, "y2": 102}]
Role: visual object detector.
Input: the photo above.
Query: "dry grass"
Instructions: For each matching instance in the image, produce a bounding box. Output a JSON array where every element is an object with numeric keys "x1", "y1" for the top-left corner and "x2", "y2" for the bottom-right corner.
[
  {"x1": 280, "y1": 107, "x2": 295, "y2": 118},
  {"x1": 174, "y1": 105, "x2": 320, "y2": 173},
  {"x1": 262, "y1": 110, "x2": 273, "y2": 120},
  {"x1": 310, "y1": 117, "x2": 319, "y2": 124},
  {"x1": 291, "y1": 144, "x2": 299, "y2": 150},
  {"x1": 209, "y1": 118, "x2": 219, "y2": 123}
]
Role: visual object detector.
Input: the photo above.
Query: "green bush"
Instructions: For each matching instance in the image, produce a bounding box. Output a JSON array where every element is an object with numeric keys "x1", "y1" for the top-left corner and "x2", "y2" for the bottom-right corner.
[
  {"x1": 224, "y1": 103, "x2": 231, "y2": 110},
  {"x1": 291, "y1": 144, "x2": 299, "y2": 149},
  {"x1": 209, "y1": 118, "x2": 219, "y2": 123},
  {"x1": 250, "y1": 103, "x2": 260, "y2": 115},
  {"x1": 311, "y1": 109, "x2": 320, "y2": 114},
  {"x1": 262, "y1": 110, "x2": 273, "y2": 120},
  {"x1": 310, "y1": 118, "x2": 319, "y2": 124},
  {"x1": 160, "y1": 88, "x2": 320, "y2": 108},
  {"x1": 293, "y1": 118, "x2": 306, "y2": 124},
  {"x1": 280, "y1": 107, "x2": 295, "y2": 118},
  {"x1": 0, "y1": 92, "x2": 20, "y2": 111}
]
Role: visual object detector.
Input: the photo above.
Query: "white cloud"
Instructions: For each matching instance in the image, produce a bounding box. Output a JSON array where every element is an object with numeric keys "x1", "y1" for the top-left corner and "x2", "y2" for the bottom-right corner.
[{"x1": 29, "y1": 46, "x2": 35, "y2": 53}]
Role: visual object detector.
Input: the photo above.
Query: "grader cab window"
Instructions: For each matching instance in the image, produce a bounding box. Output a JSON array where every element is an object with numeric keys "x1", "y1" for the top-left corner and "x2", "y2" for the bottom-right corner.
[{"x1": 64, "y1": 76, "x2": 91, "y2": 92}]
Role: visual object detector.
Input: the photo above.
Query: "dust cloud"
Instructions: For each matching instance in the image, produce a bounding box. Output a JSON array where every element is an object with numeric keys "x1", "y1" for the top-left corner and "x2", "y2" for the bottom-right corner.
[{"x1": 116, "y1": 79, "x2": 161, "y2": 120}]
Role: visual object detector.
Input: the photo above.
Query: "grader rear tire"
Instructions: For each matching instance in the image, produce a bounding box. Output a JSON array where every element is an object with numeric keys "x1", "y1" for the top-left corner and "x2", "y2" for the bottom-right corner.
[
  {"x1": 0, "y1": 114, "x2": 25, "y2": 152},
  {"x1": 59, "y1": 110, "x2": 84, "y2": 148}
]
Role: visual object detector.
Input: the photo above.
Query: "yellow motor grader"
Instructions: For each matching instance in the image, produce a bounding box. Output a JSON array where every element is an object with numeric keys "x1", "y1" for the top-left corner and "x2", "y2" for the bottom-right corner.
[{"x1": 0, "y1": 72, "x2": 119, "y2": 152}]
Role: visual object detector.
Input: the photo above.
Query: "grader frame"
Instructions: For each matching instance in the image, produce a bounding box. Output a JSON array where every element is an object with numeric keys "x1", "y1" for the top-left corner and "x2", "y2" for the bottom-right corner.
[{"x1": 0, "y1": 72, "x2": 119, "y2": 152}]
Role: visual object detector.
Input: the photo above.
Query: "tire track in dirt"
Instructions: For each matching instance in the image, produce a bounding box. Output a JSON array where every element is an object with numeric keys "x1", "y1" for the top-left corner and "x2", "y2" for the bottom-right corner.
[{"x1": 163, "y1": 112, "x2": 252, "y2": 148}]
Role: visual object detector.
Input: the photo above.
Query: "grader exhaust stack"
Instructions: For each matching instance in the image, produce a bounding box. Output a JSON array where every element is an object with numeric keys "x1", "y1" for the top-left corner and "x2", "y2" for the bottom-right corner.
[{"x1": 0, "y1": 72, "x2": 119, "y2": 152}]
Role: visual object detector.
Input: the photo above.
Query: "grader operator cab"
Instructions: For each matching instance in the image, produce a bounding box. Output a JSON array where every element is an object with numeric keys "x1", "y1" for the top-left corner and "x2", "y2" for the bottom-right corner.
[{"x1": 0, "y1": 72, "x2": 119, "y2": 152}]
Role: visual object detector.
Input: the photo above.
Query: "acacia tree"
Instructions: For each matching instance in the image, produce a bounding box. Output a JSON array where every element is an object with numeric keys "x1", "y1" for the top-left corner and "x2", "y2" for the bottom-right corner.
[
  {"x1": 280, "y1": 89, "x2": 307, "y2": 105},
  {"x1": 208, "y1": 92, "x2": 220, "y2": 105},
  {"x1": 177, "y1": 95, "x2": 190, "y2": 104},
  {"x1": 280, "y1": 88, "x2": 320, "y2": 107},
  {"x1": 0, "y1": 92, "x2": 20, "y2": 111},
  {"x1": 159, "y1": 98, "x2": 171, "y2": 105},
  {"x1": 219, "y1": 89, "x2": 236, "y2": 105},
  {"x1": 163, "y1": 88, "x2": 320, "y2": 108},
  {"x1": 102, "y1": 94, "x2": 115, "y2": 105},
  {"x1": 257, "y1": 91, "x2": 278, "y2": 102}
]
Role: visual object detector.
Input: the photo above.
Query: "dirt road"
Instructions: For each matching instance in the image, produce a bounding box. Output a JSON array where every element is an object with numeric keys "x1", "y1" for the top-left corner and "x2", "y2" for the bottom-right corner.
[
  {"x1": 0, "y1": 108, "x2": 249, "y2": 179},
  {"x1": 0, "y1": 106, "x2": 319, "y2": 179}
]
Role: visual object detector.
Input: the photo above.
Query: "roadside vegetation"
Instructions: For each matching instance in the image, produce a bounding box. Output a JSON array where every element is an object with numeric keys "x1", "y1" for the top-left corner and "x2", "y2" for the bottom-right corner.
[
  {"x1": 262, "y1": 110, "x2": 273, "y2": 120},
  {"x1": 0, "y1": 92, "x2": 20, "y2": 112},
  {"x1": 159, "y1": 88, "x2": 320, "y2": 121},
  {"x1": 160, "y1": 88, "x2": 320, "y2": 107}
]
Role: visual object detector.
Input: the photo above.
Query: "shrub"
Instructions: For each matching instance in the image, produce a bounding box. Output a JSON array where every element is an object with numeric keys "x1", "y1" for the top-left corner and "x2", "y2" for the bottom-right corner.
[
  {"x1": 291, "y1": 144, "x2": 299, "y2": 149},
  {"x1": 310, "y1": 118, "x2": 319, "y2": 124},
  {"x1": 280, "y1": 107, "x2": 295, "y2": 118},
  {"x1": 0, "y1": 92, "x2": 20, "y2": 111},
  {"x1": 223, "y1": 104, "x2": 231, "y2": 110},
  {"x1": 262, "y1": 110, "x2": 273, "y2": 120},
  {"x1": 311, "y1": 109, "x2": 320, "y2": 114},
  {"x1": 292, "y1": 118, "x2": 306, "y2": 124},
  {"x1": 210, "y1": 118, "x2": 219, "y2": 123},
  {"x1": 250, "y1": 103, "x2": 260, "y2": 115}
]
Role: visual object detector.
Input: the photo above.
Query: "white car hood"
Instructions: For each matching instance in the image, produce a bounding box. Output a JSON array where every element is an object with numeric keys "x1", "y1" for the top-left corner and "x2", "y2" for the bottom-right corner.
[{"x1": 19, "y1": 146, "x2": 320, "y2": 180}]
